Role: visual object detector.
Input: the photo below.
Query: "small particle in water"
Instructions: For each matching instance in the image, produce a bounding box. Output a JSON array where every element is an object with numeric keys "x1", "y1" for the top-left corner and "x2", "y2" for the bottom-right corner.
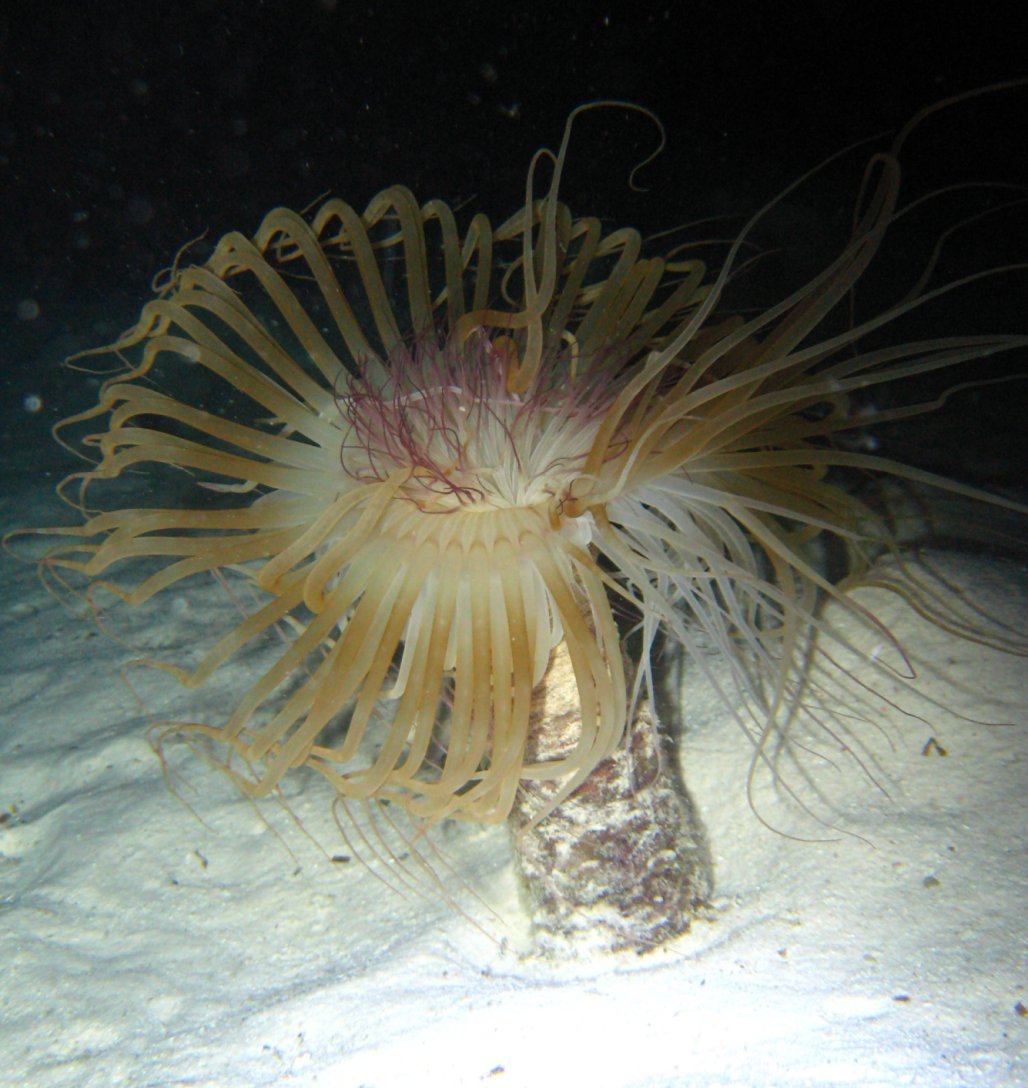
[
  {"x1": 16, "y1": 299, "x2": 40, "y2": 321},
  {"x1": 23, "y1": 393, "x2": 43, "y2": 414}
]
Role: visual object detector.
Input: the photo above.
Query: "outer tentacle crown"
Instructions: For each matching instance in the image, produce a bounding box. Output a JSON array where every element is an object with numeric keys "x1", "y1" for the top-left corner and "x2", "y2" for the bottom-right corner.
[{"x1": 35, "y1": 96, "x2": 1027, "y2": 831}]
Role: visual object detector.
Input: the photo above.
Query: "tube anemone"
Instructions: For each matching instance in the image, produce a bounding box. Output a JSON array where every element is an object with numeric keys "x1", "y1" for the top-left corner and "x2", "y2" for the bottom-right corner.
[{"x1": 24, "y1": 95, "x2": 1027, "y2": 949}]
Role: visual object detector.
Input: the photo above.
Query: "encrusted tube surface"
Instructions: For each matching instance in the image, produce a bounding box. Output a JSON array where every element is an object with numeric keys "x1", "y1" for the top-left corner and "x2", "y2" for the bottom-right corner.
[{"x1": 511, "y1": 640, "x2": 712, "y2": 954}]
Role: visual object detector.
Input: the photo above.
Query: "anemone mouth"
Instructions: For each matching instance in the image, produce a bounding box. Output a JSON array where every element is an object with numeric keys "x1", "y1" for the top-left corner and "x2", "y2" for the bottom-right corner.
[
  {"x1": 335, "y1": 330, "x2": 620, "y2": 517},
  {"x1": 21, "y1": 93, "x2": 1028, "y2": 835}
]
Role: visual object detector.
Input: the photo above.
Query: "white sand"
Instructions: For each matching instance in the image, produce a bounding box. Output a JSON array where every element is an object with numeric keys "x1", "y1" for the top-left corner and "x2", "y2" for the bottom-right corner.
[{"x1": 1, "y1": 484, "x2": 1025, "y2": 1088}]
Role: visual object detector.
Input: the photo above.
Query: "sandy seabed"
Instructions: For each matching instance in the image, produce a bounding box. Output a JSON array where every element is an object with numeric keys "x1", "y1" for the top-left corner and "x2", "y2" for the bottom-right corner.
[{"x1": 1, "y1": 482, "x2": 1025, "y2": 1088}]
